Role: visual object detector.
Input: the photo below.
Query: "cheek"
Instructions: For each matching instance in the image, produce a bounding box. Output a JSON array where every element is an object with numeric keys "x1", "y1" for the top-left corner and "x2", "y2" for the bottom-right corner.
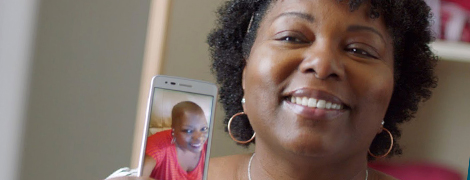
[
  {"x1": 246, "y1": 45, "x2": 300, "y2": 86},
  {"x1": 350, "y1": 64, "x2": 394, "y2": 117},
  {"x1": 175, "y1": 133, "x2": 190, "y2": 143},
  {"x1": 244, "y1": 47, "x2": 298, "y2": 118},
  {"x1": 200, "y1": 133, "x2": 208, "y2": 143}
]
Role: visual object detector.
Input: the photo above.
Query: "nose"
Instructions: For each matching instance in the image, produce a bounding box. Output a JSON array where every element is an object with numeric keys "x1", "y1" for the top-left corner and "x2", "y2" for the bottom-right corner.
[
  {"x1": 299, "y1": 41, "x2": 344, "y2": 80},
  {"x1": 192, "y1": 131, "x2": 206, "y2": 142}
]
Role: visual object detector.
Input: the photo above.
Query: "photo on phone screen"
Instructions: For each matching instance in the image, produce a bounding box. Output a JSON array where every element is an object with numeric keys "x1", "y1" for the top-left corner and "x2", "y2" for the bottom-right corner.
[{"x1": 138, "y1": 76, "x2": 217, "y2": 180}]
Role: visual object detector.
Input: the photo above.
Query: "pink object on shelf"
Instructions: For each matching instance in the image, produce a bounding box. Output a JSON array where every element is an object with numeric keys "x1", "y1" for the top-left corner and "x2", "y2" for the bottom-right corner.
[
  {"x1": 444, "y1": 0, "x2": 470, "y2": 11},
  {"x1": 441, "y1": 2, "x2": 469, "y2": 41},
  {"x1": 369, "y1": 161, "x2": 462, "y2": 180},
  {"x1": 440, "y1": 1, "x2": 470, "y2": 42}
]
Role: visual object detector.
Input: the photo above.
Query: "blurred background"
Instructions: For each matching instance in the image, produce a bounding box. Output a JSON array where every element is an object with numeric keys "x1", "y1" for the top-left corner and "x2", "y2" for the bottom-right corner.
[{"x1": 1, "y1": 0, "x2": 468, "y2": 180}]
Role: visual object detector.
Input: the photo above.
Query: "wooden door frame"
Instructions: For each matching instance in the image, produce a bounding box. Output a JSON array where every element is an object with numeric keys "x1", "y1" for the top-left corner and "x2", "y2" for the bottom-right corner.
[{"x1": 130, "y1": 0, "x2": 172, "y2": 168}]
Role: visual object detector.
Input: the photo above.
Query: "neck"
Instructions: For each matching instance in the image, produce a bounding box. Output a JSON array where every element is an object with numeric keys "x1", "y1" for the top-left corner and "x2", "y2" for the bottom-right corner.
[
  {"x1": 175, "y1": 145, "x2": 200, "y2": 156},
  {"x1": 175, "y1": 145, "x2": 202, "y2": 172},
  {"x1": 250, "y1": 140, "x2": 369, "y2": 180}
]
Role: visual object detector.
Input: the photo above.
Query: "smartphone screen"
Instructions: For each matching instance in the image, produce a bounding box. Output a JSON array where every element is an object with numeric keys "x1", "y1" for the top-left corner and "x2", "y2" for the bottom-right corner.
[{"x1": 138, "y1": 76, "x2": 217, "y2": 180}]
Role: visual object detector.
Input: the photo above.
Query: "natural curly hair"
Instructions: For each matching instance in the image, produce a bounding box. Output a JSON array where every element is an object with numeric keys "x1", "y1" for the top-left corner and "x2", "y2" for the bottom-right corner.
[{"x1": 207, "y1": 0, "x2": 438, "y2": 160}]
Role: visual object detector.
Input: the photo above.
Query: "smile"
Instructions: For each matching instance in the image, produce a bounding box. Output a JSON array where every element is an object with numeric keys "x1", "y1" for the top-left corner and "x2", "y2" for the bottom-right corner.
[
  {"x1": 189, "y1": 142, "x2": 203, "y2": 148},
  {"x1": 283, "y1": 88, "x2": 348, "y2": 120},
  {"x1": 289, "y1": 96, "x2": 343, "y2": 110}
]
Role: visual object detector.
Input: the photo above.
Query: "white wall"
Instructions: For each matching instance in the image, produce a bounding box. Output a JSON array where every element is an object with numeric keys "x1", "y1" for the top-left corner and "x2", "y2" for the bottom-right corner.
[
  {"x1": 398, "y1": 60, "x2": 470, "y2": 177},
  {"x1": 0, "y1": 0, "x2": 38, "y2": 180},
  {"x1": 19, "y1": 1, "x2": 150, "y2": 179}
]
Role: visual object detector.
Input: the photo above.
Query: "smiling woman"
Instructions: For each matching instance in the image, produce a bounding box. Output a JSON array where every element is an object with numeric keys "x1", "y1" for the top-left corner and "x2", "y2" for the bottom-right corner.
[
  {"x1": 141, "y1": 101, "x2": 209, "y2": 180},
  {"x1": 207, "y1": 0, "x2": 437, "y2": 180}
]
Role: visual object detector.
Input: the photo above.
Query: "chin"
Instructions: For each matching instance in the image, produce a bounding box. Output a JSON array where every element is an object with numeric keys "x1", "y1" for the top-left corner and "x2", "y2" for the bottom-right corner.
[
  {"x1": 190, "y1": 148, "x2": 203, "y2": 153},
  {"x1": 188, "y1": 145, "x2": 203, "y2": 152},
  {"x1": 285, "y1": 142, "x2": 329, "y2": 157},
  {"x1": 280, "y1": 131, "x2": 341, "y2": 158}
]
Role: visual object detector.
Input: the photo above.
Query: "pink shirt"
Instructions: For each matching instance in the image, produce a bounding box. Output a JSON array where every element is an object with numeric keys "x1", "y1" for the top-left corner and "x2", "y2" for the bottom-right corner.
[{"x1": 145, "y1": 130, "x2": 206, "y2": 180}]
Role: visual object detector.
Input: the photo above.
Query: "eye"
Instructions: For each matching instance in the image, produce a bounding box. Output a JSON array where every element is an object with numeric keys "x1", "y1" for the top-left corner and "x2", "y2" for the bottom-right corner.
[
  {"x1": 183, "y1": 129, "x2": 193, "y2": 133},
  {"x1": 346, "y1": 47, "x2": 378, "y2": 59},
  {"x1": 277, "y1": 36, "x2": 309, "y2": 44},
  {"x1": 201, "y1": 127, "x2": 209, "y2": 132},
  {"x1": 279, "y1": 36, "x2": 303, "y2": 43},
  {"x1": 274, "y1": 31, "x2": 310, "y2": 44}
]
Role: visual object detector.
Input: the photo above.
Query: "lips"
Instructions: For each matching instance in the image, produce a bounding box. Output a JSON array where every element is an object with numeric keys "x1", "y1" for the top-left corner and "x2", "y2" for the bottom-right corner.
[
  {"x1": 189, "y1": 142, "x2": 203, "y2": 148},
  {"x1": 283, "y1": 88, "x2": 349, "y2": 120},
  {"x1": 284, "y1": 88, "x2": 349, "y2": 109}
]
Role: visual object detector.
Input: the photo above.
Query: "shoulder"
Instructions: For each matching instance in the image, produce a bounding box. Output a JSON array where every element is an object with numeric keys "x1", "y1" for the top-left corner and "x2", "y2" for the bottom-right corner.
[
  {"x1": 147, "y1": 130, "x2": 172, "y2": 145},
  {"x1": 369, "y1": 168, "x2": 398, "y2": 180},
  {"x1": 208, "y1": 154, "x2": 253, "y2": 180},
  {"x1": 149, "y1": 130, "x2": 172, "y2": 139},
  {"x1": 146, "y1": 130, "x2": 173, "y2": 154}
]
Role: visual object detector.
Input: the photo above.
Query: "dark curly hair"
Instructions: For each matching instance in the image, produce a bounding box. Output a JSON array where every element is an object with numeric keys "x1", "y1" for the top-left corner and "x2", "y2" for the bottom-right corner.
[{"x1": 207, "y1": 0, "x2": 438, "y2": 160}]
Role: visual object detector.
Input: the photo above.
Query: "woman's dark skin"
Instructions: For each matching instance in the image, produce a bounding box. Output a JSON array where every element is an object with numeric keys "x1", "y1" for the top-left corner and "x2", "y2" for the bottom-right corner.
[
  {"x1": 110, "y1": 0, "x2": 437, "y2": 179},
  {"x1": 209, "y1": 0, "x2": 397, "y2": 179},
  {"x1": 109, "y1": 102, "x2": 208, "y2": 180},
  {"x1": 141, "y1": 102, "x2": 208, "y2": 177},
  {"x1": 141, "y1": 108, "x2": 208, "y2": 176}
]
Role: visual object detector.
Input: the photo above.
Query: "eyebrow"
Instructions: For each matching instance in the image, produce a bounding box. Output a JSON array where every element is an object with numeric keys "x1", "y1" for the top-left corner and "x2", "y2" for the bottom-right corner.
[
  {"x1": 274, "y1": 12, "x2": 386, "y2": 42},
  {"x1": 347, "y1": 25, "x2": 386, "y2": 42},
  {"x1": 275, "y1": 12, "x2": 315, "y2": 22},
  {"x1": 181, "y1": 126, "x2": 194, "y2": 130}
]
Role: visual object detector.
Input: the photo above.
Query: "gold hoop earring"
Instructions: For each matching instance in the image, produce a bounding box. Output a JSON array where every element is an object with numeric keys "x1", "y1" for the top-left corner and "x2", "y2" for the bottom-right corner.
[
  {"x1": 228, "y1": 112, "x2": 256, "y2": 144},
  {"x1": 368, "y1": 127, "x2": 393, "y2": 158}
]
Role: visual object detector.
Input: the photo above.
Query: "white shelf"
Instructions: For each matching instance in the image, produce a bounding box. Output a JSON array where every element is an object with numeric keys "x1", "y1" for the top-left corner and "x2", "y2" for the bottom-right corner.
[{"x1": 430, "y1": 41, "x2": 470, "y2": 63}]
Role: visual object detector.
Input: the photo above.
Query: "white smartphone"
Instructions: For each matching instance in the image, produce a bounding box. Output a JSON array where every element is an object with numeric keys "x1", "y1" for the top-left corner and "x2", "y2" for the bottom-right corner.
[{"x1": 137, "y1": 75, "x2": 217, "y2": 180}]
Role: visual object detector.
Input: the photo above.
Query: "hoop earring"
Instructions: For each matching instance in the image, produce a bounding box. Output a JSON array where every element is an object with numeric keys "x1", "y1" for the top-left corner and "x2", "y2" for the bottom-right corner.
[
  {"x1": 228, "y1": 112, "x2": 256, "y2": 144},
  {"x1": 368, "y1": 127, "x2": 393, "y2": 158},
  {"x1": 171, "y1": 129, "x2": 176, "y2": 144}
]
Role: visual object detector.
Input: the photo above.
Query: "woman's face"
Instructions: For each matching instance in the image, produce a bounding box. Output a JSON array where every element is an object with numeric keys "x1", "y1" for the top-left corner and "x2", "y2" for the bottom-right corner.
[
  {"x1": 173, "y1": 111, "x2": 209, "y2": 153},
  {"x1": 243, "y1": 0, "x2": 394, "y2": 159}
]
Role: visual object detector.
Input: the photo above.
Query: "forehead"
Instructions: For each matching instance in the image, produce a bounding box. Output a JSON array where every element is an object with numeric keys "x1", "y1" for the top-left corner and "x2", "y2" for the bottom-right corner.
[
  {"x1": 262, "y1": 0, "x2": 391, "y2": 40},
  {"x1": 177, "y1": 111, "x2": 207, "y2": 125},
  {"x1": 272, "y1": 0, "x2": 353, "y2": 15}
]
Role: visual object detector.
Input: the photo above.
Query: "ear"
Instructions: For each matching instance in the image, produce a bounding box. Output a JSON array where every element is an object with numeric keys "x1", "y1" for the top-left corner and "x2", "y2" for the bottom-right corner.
[
  {"x1": 377, "y1": 127, "x2": 383, "y2": 134},
  {"x1": 242, "y1": 61, "x2": 247, "y2": 110},
  {"x1": 242, "y1": 61, "x2": 247, "y2": 90},
  {"x1": 377, "y1": 120, "x2": 385, "y2": 134}
]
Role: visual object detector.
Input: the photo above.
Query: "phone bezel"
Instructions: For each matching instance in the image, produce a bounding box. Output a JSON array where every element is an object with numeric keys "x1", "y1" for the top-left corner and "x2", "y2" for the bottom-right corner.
[{"x1": 137, "y1": 75, "x2": 218, "y2": 179}]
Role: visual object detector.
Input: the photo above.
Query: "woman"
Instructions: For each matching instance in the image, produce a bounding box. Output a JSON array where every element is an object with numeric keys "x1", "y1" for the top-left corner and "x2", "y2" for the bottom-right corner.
[
  {"x1": 141, "y1": 101, "x2": 209, "y2": 180},
  {"x1": 207, "y1": 0, "x2": 437, "y2": 180},
  {"x1": 109, "y1": 0, "x2": 437, "y2": 179}
]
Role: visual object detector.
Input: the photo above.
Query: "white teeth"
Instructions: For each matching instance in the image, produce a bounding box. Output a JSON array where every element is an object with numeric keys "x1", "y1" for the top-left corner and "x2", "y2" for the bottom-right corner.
[
  {"x1": 325, "y1": 102, "x2": 332, "y2": 109},
  {"x1": 296, "y1": 97, "x2": 302, "y2": 105},
  {"x1": 289, "y1": 96, "x2": 343, "y2": 110},
  {"x1": 331, "y1": 104, "x2": 337, "y2": 109},
  {"x1": 335, "y1": 104, "x2": 342, "y2": 110},
  {"x1": 307, "y1": 98, "x2": 317, "y2": 107},
  {"x1": 191, "y1": 143, "x2": 202, "y2": 147},
  {"x1": 301, "y1": 97, "x2": 308, "y2": 106},
  {"x1": 317, "y1": 100, "x2": 326, "y2": 109}
]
